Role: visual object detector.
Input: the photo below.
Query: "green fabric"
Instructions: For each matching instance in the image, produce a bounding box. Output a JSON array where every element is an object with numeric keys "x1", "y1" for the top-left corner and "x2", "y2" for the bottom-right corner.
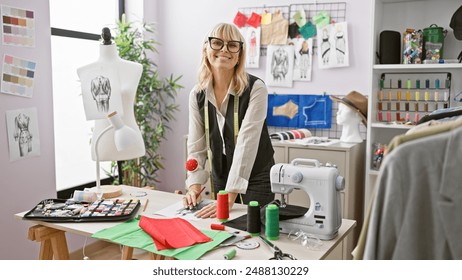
[{"x1": 92, "y1": 216, "x2": 232, "y2": 260}]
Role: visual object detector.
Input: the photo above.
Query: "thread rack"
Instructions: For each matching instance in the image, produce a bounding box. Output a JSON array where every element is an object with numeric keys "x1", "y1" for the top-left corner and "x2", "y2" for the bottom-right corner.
[{"x1": 376, "y1": 72, "x2": 452, "y2": 124}]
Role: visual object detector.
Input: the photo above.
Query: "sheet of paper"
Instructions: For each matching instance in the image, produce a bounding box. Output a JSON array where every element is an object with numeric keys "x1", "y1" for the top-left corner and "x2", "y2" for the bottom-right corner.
[
  {"x1": 286, "y1": 137, "x2": 340, "y2": 146},
  {"x1": 153, "y1": 199, "x2": 214, "y2": 221}
]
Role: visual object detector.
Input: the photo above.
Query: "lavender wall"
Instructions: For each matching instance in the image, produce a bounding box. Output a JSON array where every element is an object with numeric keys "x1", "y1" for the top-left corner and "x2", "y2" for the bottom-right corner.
[{"x1": 0, "y1": 0, "x2": 56, "y2": 259}]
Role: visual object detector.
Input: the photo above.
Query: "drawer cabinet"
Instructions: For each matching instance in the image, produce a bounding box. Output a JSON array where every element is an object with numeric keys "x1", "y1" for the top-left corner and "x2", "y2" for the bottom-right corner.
[{"x1": 271, "y1": 140, "x2": 365, "y2": 259}]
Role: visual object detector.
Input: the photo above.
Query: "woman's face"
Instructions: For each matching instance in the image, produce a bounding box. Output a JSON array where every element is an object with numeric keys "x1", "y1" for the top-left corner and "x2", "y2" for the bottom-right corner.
[{"x1": 206, "y1": 37, "x2": 240, "y2": 72}]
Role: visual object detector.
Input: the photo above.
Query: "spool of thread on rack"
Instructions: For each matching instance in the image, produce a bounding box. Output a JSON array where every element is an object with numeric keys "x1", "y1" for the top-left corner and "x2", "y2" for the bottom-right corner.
[
  {"x1": 216, "y1": 190, "x2": 229, "y2": 222},
  {"x1": 265, "y1": 204, "x2": 279, "y2": 240},
  {"x1": 247, "y1": 201, "x2": 261, "y2": 236}
]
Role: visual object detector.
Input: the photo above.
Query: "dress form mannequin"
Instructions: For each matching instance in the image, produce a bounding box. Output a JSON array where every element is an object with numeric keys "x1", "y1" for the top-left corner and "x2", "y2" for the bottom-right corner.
[
  {"x1": 77, "y1": 28, "x2": 145, "y2": 161},
  {"x1": 336, "y1": 103, "x2": 363, "y2": 143}
]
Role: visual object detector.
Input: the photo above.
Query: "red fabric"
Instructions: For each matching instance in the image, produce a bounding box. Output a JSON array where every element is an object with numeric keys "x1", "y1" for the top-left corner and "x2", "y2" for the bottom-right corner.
[
  {"x1": 233, "y1": 11, "x2": 247, "y2": 28},
  {"x1": 139, "y1": 216, "x2": 212, "y2": 250},
  {"x1": 247, "y1": 12, "x2": 262, "y2": 28}
]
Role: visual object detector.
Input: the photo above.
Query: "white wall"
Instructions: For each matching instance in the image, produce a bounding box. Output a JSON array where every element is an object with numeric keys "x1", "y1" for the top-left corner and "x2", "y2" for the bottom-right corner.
[
  {"x1": 0, "y1": 0, "x2": 57, "y2": 259},
  {"x1": 150, "y1": 0, "x2": 373, "y2": 193}
]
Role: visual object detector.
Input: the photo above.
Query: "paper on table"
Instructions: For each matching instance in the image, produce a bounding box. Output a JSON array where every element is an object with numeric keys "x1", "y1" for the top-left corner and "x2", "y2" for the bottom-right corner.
[
  {"x1": 153, "y1": 199, "x2": 214, "y2": 220},
  {"x1": 286, "y1": 137, "x2": 340, "y2": 146}
]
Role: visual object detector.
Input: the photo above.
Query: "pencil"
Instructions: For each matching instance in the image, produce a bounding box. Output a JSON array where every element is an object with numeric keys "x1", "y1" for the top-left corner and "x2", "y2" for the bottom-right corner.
[{"x1": 143, "y1": 199, "x2": 149, "y2": 211}]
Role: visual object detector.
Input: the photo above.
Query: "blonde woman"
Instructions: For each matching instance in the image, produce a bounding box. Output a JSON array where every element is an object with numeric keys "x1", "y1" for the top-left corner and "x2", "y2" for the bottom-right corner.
[{"x1": 184, "y1": 23, "x2": 275, "y2": 218}]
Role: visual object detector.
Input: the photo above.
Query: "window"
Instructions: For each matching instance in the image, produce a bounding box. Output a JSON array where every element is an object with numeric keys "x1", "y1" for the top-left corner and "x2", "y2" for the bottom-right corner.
[{"x1": 49, "y1": 0, "x2": 121, "y2": 191}]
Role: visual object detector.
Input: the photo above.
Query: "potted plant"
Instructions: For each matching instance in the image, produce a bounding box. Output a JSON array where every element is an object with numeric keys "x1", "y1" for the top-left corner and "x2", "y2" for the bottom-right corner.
[{"x1": 109, "y1": 15, "x2": 183, "y2": 187}]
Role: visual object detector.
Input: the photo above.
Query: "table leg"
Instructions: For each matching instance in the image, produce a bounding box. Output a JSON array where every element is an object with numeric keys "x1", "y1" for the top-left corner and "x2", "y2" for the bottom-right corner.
[
  {"x1": 28, "y1": 225, "x2": 70, "y2": 260},
  {"x1": 121, "y1": 246, "x2": 134, "y2": 260}
]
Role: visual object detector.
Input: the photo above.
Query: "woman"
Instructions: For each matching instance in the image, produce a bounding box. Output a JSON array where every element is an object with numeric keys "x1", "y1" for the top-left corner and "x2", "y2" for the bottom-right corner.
[{"x1": 184, "y1": 23, "x2": 274, "y2": 218}]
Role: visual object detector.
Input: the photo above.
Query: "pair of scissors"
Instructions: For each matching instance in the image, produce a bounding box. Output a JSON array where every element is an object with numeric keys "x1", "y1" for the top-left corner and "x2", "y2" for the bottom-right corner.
[{"x1": 259, "y1": 236, "x2": 297, "y2": 260}]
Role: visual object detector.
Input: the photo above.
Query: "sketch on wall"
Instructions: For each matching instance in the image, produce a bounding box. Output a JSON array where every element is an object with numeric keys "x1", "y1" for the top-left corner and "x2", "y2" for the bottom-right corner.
[
  {"x1": 78, "y1": 67, "x2": 123, "y2": 120},
  {"x1": 317, "y1": 22, "x2": 349, "y2": 69},
  {"x1": 6, "y1": 107, "x2": 41, "y2": 161},
  {"x1": 290, "y1": 37, "x2": 313, "y2": 81},
  {"x1": 265, "y1": 45, "x2": 294, "y2": 88},
  {"x1": 244, "y1": 27, "x2": 261, "y2": 68}
]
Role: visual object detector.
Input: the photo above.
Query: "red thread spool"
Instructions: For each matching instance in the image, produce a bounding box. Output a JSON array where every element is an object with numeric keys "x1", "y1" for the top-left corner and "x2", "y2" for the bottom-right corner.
[
  {"x1": 185, "y1": 158, "x2": 198, "y2": 172},
  {"x1": 211, "y1": 223, "x2": 225, "y2": 231},
  {"x1": 216, "y1": 190, "x2": 229, "y2": 222}
]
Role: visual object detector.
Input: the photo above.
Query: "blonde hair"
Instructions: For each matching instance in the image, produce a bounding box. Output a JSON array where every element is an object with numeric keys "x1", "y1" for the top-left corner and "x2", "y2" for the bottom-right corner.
[{"x1": 196, "y1": 23, "x2": 248, "y2": 96}]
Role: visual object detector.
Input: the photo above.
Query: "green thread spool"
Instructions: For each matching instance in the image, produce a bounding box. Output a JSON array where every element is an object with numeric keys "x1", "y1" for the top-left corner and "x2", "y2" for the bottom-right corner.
[
  {"x1": 265, "y1": 204, "x2": 279, "y2": 240},
  {"x1": 223, "y1": 248, "x2": 236, "y2": 260}
]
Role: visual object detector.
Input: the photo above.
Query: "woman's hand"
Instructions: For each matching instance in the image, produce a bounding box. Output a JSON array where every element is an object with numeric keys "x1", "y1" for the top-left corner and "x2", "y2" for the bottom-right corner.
[
  {"x1": 194, "y1": 202, "x2": 217, "y2": 218},
  {"x1": 183, "y1": 184, "x2": 203, "y2": 209}
]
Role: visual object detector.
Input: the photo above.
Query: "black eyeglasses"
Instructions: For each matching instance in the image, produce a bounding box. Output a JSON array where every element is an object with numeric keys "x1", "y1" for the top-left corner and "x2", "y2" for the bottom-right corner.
[{"x1": 208, "y1": 37, "x2": 243, "y2": 53}]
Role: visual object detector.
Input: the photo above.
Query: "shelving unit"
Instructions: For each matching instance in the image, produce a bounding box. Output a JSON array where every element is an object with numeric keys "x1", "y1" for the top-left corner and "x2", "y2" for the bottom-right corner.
[{"x1": 365, "y1": 0, "x2": 462, "y2": 212}]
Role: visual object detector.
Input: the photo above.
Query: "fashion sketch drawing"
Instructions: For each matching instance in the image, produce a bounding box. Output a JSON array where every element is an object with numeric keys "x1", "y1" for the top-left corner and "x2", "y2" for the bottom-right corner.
[
  {"x1": 317, "y1": 22, "x2": 349, "y2": 69},
  {"x1": 290, "y1": 38, "x2": 313, "y2": 81},
  {"x1": 266, "y1": 45, "x2": 294, "y2": 87},
  {"x1": 6, "y1": 107, "x2": 41, "y2": 161},
  {"x1": 91, "y1": 75, "x2": 111, "y2": 113},
  {"x1": 244, "y1": 27, "x2": 261, "y2": 68},
  {"x1": 79, "y1": 67, "x2": 123, "y2": 121}
]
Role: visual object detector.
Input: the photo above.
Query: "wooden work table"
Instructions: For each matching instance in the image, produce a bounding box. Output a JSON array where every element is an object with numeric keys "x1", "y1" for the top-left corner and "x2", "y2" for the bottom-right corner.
[{"x1": 15, "y1": 185, "x2": 356, "y2": 260}]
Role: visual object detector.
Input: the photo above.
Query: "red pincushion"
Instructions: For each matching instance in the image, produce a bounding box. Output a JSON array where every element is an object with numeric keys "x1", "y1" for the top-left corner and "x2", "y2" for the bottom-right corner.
[{"x1": 186, "y1": 159, "x2": 198, "y2": 172}]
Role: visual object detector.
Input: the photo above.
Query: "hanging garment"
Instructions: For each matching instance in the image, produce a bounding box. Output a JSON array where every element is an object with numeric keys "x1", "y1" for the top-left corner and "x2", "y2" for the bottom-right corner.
[
  {"x1": 363, "y1": 125, "x2": 462, "y2": 259},
  {"x1": 386, "y1": 118, "x2": 462, "y2": 155},
  {"x1": 261, "y1": 10, "x2": 288, "y2": 45}
]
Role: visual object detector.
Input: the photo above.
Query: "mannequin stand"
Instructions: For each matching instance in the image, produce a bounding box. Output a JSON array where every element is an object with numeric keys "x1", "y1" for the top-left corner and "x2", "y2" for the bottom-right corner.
[{"x1": 90, "y1": 185, "x2": 123, "y2": 199}]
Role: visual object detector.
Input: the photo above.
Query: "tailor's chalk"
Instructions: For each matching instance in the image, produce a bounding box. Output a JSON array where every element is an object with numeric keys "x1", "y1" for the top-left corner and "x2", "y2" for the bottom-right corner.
[
  {"x1": 143, "y1": 199, "x2": 149, "y2": 211},
  {"x1": 223, "y1": 248, "x2": 236, "y2": 260},
  {"x1": 211, "y1": 223, "x2": 225, "y2": 230}
]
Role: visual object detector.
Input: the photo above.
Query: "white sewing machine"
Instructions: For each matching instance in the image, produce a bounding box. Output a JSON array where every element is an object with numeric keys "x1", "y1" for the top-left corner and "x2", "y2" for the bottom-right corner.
[{"x1": 269, "y1": 158, "x2": 344, "y2": 240}]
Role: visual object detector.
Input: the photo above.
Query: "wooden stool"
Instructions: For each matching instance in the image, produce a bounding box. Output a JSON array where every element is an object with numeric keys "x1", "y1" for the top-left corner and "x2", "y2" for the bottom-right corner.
[{"x1": 28, "y1": 225, "x2": 70, "y2": 260}]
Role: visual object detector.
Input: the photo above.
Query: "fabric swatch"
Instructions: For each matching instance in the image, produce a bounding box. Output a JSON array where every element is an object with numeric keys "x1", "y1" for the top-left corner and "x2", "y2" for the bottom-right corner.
[{"x1": 139, "y1": 216, "x2": 211, "y2": 250}]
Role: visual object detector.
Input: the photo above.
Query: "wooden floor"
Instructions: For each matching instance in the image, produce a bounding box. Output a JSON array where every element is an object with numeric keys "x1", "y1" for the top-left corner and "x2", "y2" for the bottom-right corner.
[{"x1": 69, "y1": 240, "x2": 151, "y2": 260}]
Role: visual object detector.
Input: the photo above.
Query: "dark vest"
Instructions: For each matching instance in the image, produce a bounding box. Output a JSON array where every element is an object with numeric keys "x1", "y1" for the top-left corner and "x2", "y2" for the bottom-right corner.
[{"x1": 196, "y1": 75, "x2": 274, "y2": 185}]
